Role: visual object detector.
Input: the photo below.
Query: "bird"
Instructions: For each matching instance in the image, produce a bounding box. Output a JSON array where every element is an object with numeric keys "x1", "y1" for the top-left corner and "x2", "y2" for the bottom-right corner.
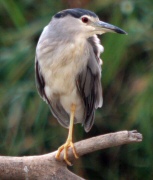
[{"x1": 35, "y1": 8, "x2": 127, "y2": 166}]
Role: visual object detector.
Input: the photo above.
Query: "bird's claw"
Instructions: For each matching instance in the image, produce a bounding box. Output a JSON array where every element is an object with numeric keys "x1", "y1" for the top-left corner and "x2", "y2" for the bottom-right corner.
[{"x1": 55, "y1": 140, "x2": 79, "y2": 166}]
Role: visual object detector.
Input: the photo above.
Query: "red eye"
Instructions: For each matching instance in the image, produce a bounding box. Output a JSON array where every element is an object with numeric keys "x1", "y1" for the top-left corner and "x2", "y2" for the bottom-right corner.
[{"x1": 82, "y1": 17, "x2": 88, "y2": 23}]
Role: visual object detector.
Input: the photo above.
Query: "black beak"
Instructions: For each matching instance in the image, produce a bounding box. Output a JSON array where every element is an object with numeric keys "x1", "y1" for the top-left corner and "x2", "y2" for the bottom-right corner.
[{"x1": 96, "y1": 21, "x2": 127, "y2": 35}]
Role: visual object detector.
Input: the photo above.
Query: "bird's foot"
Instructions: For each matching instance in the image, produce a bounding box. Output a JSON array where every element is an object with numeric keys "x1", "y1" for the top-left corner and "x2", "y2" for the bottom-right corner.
[{"x1": 55, "y1": 139, "x2": 79, "y2": 166}]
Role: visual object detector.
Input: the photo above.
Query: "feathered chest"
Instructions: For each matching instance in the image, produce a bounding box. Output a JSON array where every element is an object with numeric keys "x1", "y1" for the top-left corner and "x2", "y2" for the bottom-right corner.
[{"x1": 37, "y1": 37, "x2": 90, "y2": 94}]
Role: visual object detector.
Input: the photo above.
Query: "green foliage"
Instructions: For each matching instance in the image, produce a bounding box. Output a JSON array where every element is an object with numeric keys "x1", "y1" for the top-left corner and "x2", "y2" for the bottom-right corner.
[{"x1": 0, "y1": 0, "x2": 153, "y2": 179}]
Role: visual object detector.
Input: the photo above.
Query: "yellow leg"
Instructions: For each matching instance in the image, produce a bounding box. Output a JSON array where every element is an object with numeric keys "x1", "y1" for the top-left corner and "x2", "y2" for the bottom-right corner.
[{"x1": 55, "y1": 104, "x2": 79, "y2": 166}]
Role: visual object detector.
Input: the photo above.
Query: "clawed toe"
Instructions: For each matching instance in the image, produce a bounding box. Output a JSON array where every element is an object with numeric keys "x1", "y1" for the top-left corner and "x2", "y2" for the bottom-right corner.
[{"x1": 55, "y1": 141, "x2": 79, "y2": 166}]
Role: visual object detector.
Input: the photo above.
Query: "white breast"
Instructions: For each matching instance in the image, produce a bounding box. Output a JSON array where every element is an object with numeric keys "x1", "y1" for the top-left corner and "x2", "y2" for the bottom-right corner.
[{"x1": 36, "y1": 27, "x2": 89, "y2": 122}]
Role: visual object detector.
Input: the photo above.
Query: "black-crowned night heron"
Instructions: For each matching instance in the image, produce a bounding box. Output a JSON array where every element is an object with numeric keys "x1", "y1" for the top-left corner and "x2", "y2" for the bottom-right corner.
[{"x1": 35, "y1": 8, "x2": 127, "y2": 165}]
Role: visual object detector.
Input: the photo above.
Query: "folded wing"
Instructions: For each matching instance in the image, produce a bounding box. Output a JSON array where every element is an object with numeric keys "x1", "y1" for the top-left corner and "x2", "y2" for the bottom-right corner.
[{"x1": 76, "y1": 35, "x2": 103, "y2": 132}]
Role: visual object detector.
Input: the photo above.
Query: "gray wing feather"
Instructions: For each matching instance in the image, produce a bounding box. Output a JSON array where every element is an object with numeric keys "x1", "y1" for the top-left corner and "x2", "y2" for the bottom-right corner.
[
  {"x1": 76, "y1": 36, "x2": 103, "y2": 132},
  {"x1": 35, "y1": 59, "x2": 45, "y2": 98},
  {"x1": 35, "y1": 56, "x2": 69, "y2": 128}
]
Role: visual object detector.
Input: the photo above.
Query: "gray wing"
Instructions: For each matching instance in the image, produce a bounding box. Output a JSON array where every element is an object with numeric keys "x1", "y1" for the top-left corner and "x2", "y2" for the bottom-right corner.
[
  {"x1": 35, "y1": 56, "x2": 69, "y2": 128},
  {"x1": 76, "y1": 36, "x2": 103, "y2": 132}
]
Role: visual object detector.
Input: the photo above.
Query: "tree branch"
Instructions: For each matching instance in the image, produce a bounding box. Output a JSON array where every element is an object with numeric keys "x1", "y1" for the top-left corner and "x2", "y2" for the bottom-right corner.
[{"x1": 0, "y1": 130, "x2": 142, "y2": 180}]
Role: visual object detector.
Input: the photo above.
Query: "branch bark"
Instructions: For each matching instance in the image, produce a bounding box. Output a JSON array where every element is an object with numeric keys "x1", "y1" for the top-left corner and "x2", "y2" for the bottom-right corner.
[{"x1": 0, "y1": 130, "x2": 142, "y2": 180}]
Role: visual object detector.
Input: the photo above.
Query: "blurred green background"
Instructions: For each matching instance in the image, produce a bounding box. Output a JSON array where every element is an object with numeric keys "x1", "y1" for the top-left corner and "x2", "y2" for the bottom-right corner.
[{"x1": 0, "y1": 0, "x2": 153, "y2": 179}]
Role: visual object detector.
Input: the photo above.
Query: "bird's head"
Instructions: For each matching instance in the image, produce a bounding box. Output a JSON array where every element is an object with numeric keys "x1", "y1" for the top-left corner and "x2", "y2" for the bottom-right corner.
[{"x1": 52, "y1": 8, "x2": 127, "y2": 38}]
